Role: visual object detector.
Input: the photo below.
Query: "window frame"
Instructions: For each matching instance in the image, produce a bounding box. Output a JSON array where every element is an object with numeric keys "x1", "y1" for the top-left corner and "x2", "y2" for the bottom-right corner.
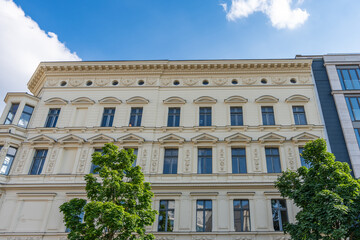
[
  {"x1": 231, "y1": 147, "x2": 247, "y2": 174},
  {"x1": 101, "y1": 107, "x2": 115, "y2": 127},
  {"x1": 158, "y1": 200, "x2": 175, "y2": 232},
  {"x1": 45, "y1": 108, "x2": 61, "y2": 128},
  {"x1": 233, "y1": 199, "x2": 251, "y2": 232},
  {"x1": 265, "y1": 147, "x2": 282, "y2": 173},
  {"x1": 18, "y1": 104, "x2": 34, "y2": 128},
  {"x1": 163, "y1": 148, "x2": 178, "y2": 174},
  {"x1": 0, "y1": 146, "x2": 18, "y2": 175},
  {"x1": 196, "y1": 200, "x2": 212, "y2": 232},
  {"x1": 261, "y1": 106, "x2": 275, "y2": 125},
  {"x1": 271, "y1": 199, "x2": 288, "y2": 231},
  {"x1": 230, "y1": 106, "x2": 243, "y2": 126},
  {"x1": 167, "y1": 107, "x2": 181, "y2": 127},
  {"x1": 4, "y1": 103, "x2": 19, "y2": 125},
  {"x1": 29, "y1": 149, "x2": 48, "y2": 175},
  {"x1": 345, "y1": 96, "x2": 360, "y2": 121},
  {"x1": 199, "y1": 107, "x2": 212, "y2": 127},
  {"x1": 129, "y1": 107, "x2": 143, "y2": 127},
  {"x1": 292, "y1": 106, "x2": 307, "y2": 125},
  {"x1": 337, "y1": 67, "x2": 360, "y2": 90},
  {"x1": 197, "y1": 148, "x2": 212, "y2": 174}
]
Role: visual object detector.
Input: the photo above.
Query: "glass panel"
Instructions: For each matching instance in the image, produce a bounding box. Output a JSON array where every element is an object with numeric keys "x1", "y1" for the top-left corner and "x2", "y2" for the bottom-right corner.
[
  {"x1": 355, "y1": 129, "x2": 360, "y2": 148},
  {"x1": 167, "y1": 210, "x2": 174, "y2": 232},
  {"x1": 234, "y1": 210, "x2": 241, "y2": 231},
  {"x1": 4, "y1": 103, "x2": 19, "y2": 124},
  {"x1": 168, "y1": 200, "x2": 175, "y2": 209},
  {"x1": 205, "y1": 200, "x2": 212, "y2": 209},
  {"x1": 243, "y1": 209, "x2": 251, "y2": 231},
  {"x1": 197, "y1": 200, "x2": 204, "y2": 209},
  {"x1": 199, "y1": 107, "x2": 211, "y2": 126},
  {"x1": 230, "y1": 107, "x2": 243, "y2": 126},
  {"x1": 266, "y1": 148, "x2": 281, "y2": 173},
  {"x1": 196, "y1": 210, "x2": 204, "y2": 232},
  {"x1": 158, "y1": 210, "x2": 166, "y2": 231},
  {"x1": 204, "y1": 210, "x2": 212, "y2": 232},
  {"x1": 198, "y1": 149, "x2": 212, "y2": 174}
]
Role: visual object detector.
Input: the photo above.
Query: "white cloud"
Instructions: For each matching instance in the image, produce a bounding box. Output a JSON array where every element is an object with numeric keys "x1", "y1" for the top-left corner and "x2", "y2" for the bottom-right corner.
[
  {"x1": 224, "y1": 0, "x2": 309, "y2": 29},
  {"x1": 0, "y1": 0, "x2": 81, "y2": 112}
]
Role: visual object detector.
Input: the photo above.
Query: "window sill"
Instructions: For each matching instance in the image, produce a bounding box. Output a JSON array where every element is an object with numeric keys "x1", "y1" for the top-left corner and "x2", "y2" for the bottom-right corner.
[
  {"x1": 161, "y1": 126, "x2": 184, "y2": 132},
  {"x1": 194, "y1": 126, "x2": 216, "y2": 132}
]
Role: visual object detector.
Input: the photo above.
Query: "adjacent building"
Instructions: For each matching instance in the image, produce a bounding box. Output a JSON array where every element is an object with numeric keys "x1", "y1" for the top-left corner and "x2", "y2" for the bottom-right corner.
[{"x1": 0, "y1": 59, "x2": 325, "y2": 240}]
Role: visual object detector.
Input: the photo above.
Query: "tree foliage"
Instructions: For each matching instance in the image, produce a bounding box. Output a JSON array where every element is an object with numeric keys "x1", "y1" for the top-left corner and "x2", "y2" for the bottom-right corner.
[
  {"x1": 60, "y1": 143, "x2": 157, "y2": 240},
  {"x1": 275, "y1": 139, "x2": 360, "y2": 240}
]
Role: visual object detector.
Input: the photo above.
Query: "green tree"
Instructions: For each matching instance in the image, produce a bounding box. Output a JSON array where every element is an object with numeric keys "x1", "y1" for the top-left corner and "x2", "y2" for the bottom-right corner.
[
  {"x1": 60, "y1": 143, "x2": 157, "y2": 240},
  {"x1": 275, "y1": 139, "x2": 360, "y2": 240}
]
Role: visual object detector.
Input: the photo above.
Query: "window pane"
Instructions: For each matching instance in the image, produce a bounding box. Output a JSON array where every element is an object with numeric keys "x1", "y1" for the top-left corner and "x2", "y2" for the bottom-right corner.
[
  {"x1": 232, "y1": 148, "x2": 247, "y2": 174},
  {"x1": 167, "y1": 107, "x2": 180, "y2": 127},
  {"x1": 29, "y1": 149, "x2": 48, "y2": 175},
  {"x1": 0, "y1": 147, "x2": 17, "y2": 175},
  {"x1": 204, "y1": 210, "x2": 212, "y2": 232},
  {"x1": 4, "y1": 103, "x2": 19, "y2": 124},
  {"x1": 262, "y1": 106, "x2": 275, "y2": 125},
  {"x1": 199, "y1": 107, "x2": 211, "y2": 126},
  {"x1": 266, "y1": 148, "x2": 281, "y2": 173},
  {"x1": 101, "y1": 108, "x2": 115, "y2": 127},
  {"x1": 198, "y1": 148, "x2": 212, "y2": 174},
  {"x1": 163, "y1": 149, "x2": 178, "y2": 174},
  {"x1": 271, "y1": 199, "x2": 288, "y2": 231},
  {"x1": 196, "y1": 210, "x2": 204, "y2": 232},
  {"x1": 45, "y1": 108, "x2": 60, "y2": 127},
  {"x1": 355, "y1": 129, "x2": 360, "y2": 149},
  {"x1": 129, "y1": 108, "x2": 143, "y2": 127},
  {"x1": 230, "y1": 107, "x2": 243, "y2": 126}
]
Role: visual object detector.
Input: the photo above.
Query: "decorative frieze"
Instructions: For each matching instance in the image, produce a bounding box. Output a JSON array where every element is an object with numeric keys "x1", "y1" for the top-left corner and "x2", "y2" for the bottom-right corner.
[
  {"x1": 14, "y1": 148, "x2": 28, "y2": 174},
  {"x1": 76, "y1": 149, "x2": 88, "y2": 173},
  {"x1": 46, "y1": 148, "x2": 58, "y2": 173}
]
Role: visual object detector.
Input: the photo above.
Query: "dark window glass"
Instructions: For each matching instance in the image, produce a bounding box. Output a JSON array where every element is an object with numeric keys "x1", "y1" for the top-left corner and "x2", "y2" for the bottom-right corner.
[
  {"x1": 0, "y1": 147, "x2": 17, "y2": 175},
  {"x1": 337, "y1": 68, "x2": 360, "y2": 90},
  {"x1": 232, "y1": 148, "x2": 247, "y2": 174},
  {"x1": 299, "y1": 147, "x2": 311, "y2": 168},
  {"x1": 90, "y1": 149, "x2": 103, "y2": 174},
  {"x1": 293, "y1": 106, "x2": 307, "y2": 125},
  {"x1": 4, "y1": 103, "x2": 19, "y2": 124},
  {"x1": 167, "y1": 107, "x2": 180, "y2": 127},
  {"x1": 65, "y1": 209, "x2": 85, "y2": 232},
  {"x1": 230, "y1": 107, "x2": 243, "y2": 126},
  {"x1": 234, "y1": 200, "x2": 251, "y2": 232},
  {"x1": 354, "y1": 129, "x2": 360, "y2": 149},
  {"x1": 346, "y1": 97, "x2": 360, "y2": 121},
  {"x1": 101, "y1": 108, "x2": 115, "y2": 127},
  {"x1": 45, "y1": 108, "x2": 60, "y2": 127},
  {"x1": 29, "y1": 149, "x2": 48, "y2": 175},
  {"x1": 163, "y1": 149, "x2": 178, "y2": 174},
  {"x1": 199, "y1": 107, "x2": 211, "y2": 126},
  {"x1": 18, "y1": 105, "x2": 34, "y2": 128},
  {"x1": 124, "y1": 148, "x2": 138, "y2": 167},
  {"x1": 158, "y1": 200, "x2": 175, "y2": 232},
  {"x1": 266, "y1": 148, "x2": 281, "y2": 173},
  {"x1": 271, "y1": 199, "x2": 288, "y2": 231},
  {"x1": 196, "y1": 200, "x2": 212, "y2": 232},
  {"x1": 0, "y1": 146, "x2": 2, "y2": 151},
  {"x1": 198, "y1": 148, "x2": 212, "y2": 174},
  {"x1": 129, "y1": 107, "x2": 143, "y2": 127},
  {"x1": 261, "y1": 106, "x2": 275, "y2": 125}
]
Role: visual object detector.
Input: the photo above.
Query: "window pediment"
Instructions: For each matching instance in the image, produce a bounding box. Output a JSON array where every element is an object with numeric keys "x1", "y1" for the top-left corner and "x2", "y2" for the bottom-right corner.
[
  {"x1": 191, "y1": 133, "x2": 218, "y2": 143},
  {"x1": 71, "y1": 97, "x2": 95, "y2": 105},
  {"x1": 285, "y1": 94, "x2": 310, "y2": 103},
  {"x1": 28, "y1": 134, "x2": 56, "y2": 144},
  {"x1": 87, "y1": 134, "x2": 115, "y2": 144},
  {"x1": 255, "y1": 95, "x2": 279, "y2": 103},
  {"x1": 291, "y1": 132, "x2": 319, "y2": 143},
  {"x1": 117, "y1": 134, "x2": 145, "y2": 143},
  {"x1": 158, "y1": 134, "x2": 185, "y2": 144},
  {"x1": 98, "y1": 97, "x2": 122, "y2": 104},
  {"x1": 224, "y1": 133, "x2": 252, "y2": 143},
  {"x1": 258, "y1": 132, "x2": 286, "y2": 143},
  {"x1": 163, "y1": 96, "x2": 186, "y2": 104},
  {"x1": 58, "y1": 134, "x2": 85, "y2": 144},
  {"x1": 193, "y1": 96, "x2": 217, "y2": 104},
  {"x1": 44, "y1": 97, "x2": 68, "y2": 105},
  {"x1": 224, "y1": 96, "x2": 248, "y2": 103},
  {"x1": 126, "y1": 96, "x2": 149, "y2": 104}
]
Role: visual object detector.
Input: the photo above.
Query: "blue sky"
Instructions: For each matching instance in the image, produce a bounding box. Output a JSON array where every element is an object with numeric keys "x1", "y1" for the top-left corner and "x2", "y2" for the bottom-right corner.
[{"x1": 1, "y1": 0, "x2": 360, "y2": 111}]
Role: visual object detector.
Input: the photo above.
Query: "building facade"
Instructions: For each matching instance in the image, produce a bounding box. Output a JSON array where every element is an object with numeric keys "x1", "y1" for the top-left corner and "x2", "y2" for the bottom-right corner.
[{"x1": 0, "y1": 59, "x2": 324, "y2": 240}]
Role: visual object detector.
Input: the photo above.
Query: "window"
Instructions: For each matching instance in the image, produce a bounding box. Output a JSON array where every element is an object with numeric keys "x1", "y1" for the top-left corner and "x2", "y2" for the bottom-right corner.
[
  {"x1": 101, "y1": 108, "x2": 115, "y2": 127},
  {"x1": 233, "y1": 200, "x2": 251, "y2": 232},
  {"x1": 199, "y1": 107, "x2": 211, "y2": 126},
  {"x1": 198, "y1": 148, "x2": 212, "y2": 174},
  {"x1": 129, "y1": 107, "x2": 143, "y2": 127},
  {"x1": 261, "y1": 106, "x2": 275, "y2": 125},
  {"x1": 45, "y1": 108, "x2": 60, "y2": 127},
  {"x1": 167, "y1": 107, "x2": 180, "y2": 127},
  {"x1": 337, "y1": 67, "x2": 360, "y2": 90},
  {"x1": 230, "y1": 107, "x2": 243, "y2": 126},
  {"x1": 271, "y1": 199, "x2": 288, "y2": 231},
  {"x1": 18, "y1": 105, "x2": 34, "y2": 128},
  {"x1": 65, "y1": 208, "x2": 85, "y2": 232},
  {"x1": 355, "y1": 129, "x2": 360, "y2": 148},
  {"x1": 163, "y1": 149, "x2": 178, "y2": 174},
  {"x1": 346, "y1": 97, "x2": 360, "y2": 121},
  {"x1": 299, "y1": 147, "x2": 311, "y2": 168},
  {"x1": 90, "y1": 149, "x2": 103, "y2": 174},
  {"x1": 293, "y1": 106, "x2": 307, "y2": 125},
  {"x1": 0, "y1": 147, "x2": 17, "y2": 175},
  {"x1": 158, "y1": 200, "x2": 175, "y2": 232},
  {"x1": 232, "y1": 148, "x2": 247, "y2": 174},
  {"x1": 265, "y1": 148, "x2": 281, "y2": 173},
  {"x1": 196, "y1": 200, "x2": 212, "y2": 232},
  {"x1": 29, "y1": 149, "x2": 48, "y2": 175},
  {"x1": 124, "y1": 148, "x2": 138, "y2": 167},
  {"x1": 4, "y1": 103, "x2": 19, "y2": 124}
]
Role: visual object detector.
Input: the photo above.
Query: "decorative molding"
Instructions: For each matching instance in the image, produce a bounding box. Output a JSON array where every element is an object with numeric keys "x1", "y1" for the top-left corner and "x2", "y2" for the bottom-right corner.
[
  {"x1": 44, "y1": 97, "x2": 68, "y2": 105},
  {"x1": 219, "y1": 148, "x2": 225, "y2": 172},
  {"x1": 69, "y1": 78, "x2": 84, "y2": 87},
  {"x1": 117, "y1": 134, "x2": 144, "y2": 144},
  {"x1": 242, "y1": 77, "x2": 257, "y2": 85},
  {"x1": 224, "y1": 133, "x2": 252, "y2": 143},
  {"x1": 285, "y1": 94, "x2": 310, "y2": 103},
  {"x1": 14, "y1": 148, "x2": 29, "y2": 174},
  {"x1": 224, "y1": 95, "x2": 248, "y2": 103},
  {"x1": 258, "y1": 132, "x2": 286, "y2": 143},
  {"x1": 98, "y1": 97, "x2": 122, "y2": 104},
  {"x1": 184, "y1": 79, "x2": 198, "y2": 86},
  {"x1": 163, "y1": 96, "x2": 186, "y2": 104},
  {"x1": 150, "y1": 148, "x2": 159, "y2": 173},
  {"x1": 95, "y1": 78, "x2": 110, "y2": 86},
  {"x1": 126, "y1": 96, "x2": 149, "y2": 104},
  {"x1": 158, "y1": 134, "x2": 185, "y2": 144},
  {"x1": 88, "y1": 134, "x2": 115, "y2": 144},
  {"x1": 184, "y1": 149, "x2": 191, "y2": 172},
  {"x1": 70, "y1": 97, "x2": 95, "y2": 105},
  {"x1": 121, "y1": 78, "x2": 135, "y2": 86},
  {"x1": 253, "y1": 148, "x2": 261, "y2": 172},
  {"x1": 141, "y1": 149, "x2": 147, "y2": 168},
  {"x1": 191, "y1": 133, "x2": 218, "y2": 143},
  {"x1": 46, "y1": 148, "x2": 58, "y2": 173},
  {"x1": 287, "y1": 147, "x2": 296, "y2": 170},
  {"x1": 213, "y1": 78, "x2": 227, "y2": 85},
  {"x1": 77, "y1": 149, "x2": 88, "y2": 173},
  {"x1": 291, "y1": 132, "x2": 319, "y2": 143},
  {"x1": 255, "y1": 95, "x2": 279, "y2": 103},
  {"x1": 27, "y1": 134, "x2": 56, "y2": 144},
  {"x1": 271, "y1": 76, "x2": 287, "y2": 85},
  {"x1": 193, "y1": 96, "x2": 217, "y2": 104},
  {"x1": 58, "y1": 134, "x2": 85, "y2": 144}
]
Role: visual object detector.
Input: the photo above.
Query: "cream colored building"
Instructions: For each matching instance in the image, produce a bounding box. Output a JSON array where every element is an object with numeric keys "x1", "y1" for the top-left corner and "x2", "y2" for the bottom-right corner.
[{"x1": 0, "y1": 59, "x2": 324, "y2": 240}]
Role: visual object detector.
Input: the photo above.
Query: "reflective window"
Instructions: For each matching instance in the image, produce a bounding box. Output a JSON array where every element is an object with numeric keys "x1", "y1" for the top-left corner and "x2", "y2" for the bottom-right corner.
[
  {"x1": 293, "y1": 106, "x2": 307, "y2": 125},
  {"x1": 232, "y1": 148, "x2": 247, "y2": 174},
  {"x1": 163, "y1": 149, "x2": 178, "y2": 174},
  {"x1": 261, "y1": 106, "x2": 275, "y2": 125},
  {"x1": 199, "y1": 107, "x2": 211, "y2": 126},
  {"x1": 158, "y1": 200, "x2": 175, "y2": 232},
  {"x1": 18, "y1": 105, "x2": 34, "y2": 128},
  {"x1": 299, "y1": 147, "x2": 311, "y2": 168},
  {"x1": 265, "y1": 148, "x2": 281, "y2": 173},
  {"x1": 167, "y1": 107, "x2": 180, "y2": 127},
  {"x1": 45, "y1": 108, "x2": 60, "y2": 127},
  {"x1": 198, "y1": 148, "x2": 212, "y2": 174},
  {"x1": 271, "y1": 199, "x2": 288, "y2": 231},
  {"x1": 230, "y1": 107, "x2": 243, "y2": 126},
  {"x1": 234, "y1": 200, "x2": 251, "y2": 232},
  {"x1": 346, "y1": 97, "x2": 360, "y2": 121},
  {"x1": 4, "y1": 103, "x2": 19, "y2": 124},
  {"x1": 0, "y1": 147, "x2": 17, "y2": 175},
  {"x1": 354, "y1": 129, "x2": 360, "y2": 149},
  {"x1": 129, "y1": 107, "x2": 143, "y2": 127},
  {"x1": 101, "y1": 108, "x2": 115, "y2": 127},
  {"x1": 29, "y1": 149, "x2": 48, "y2": 175},
  {"x1": 337, "y1": 68, "x2": 360, "y2": 90},
  {"x1": 196, "y1": 200, "x2": 212, "y2": 232}
]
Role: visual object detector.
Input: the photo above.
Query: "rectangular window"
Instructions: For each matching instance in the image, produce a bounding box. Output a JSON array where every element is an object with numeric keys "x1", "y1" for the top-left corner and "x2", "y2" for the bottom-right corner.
[
  {"x1": 45, "y1": 108, "x2": 60, "y2": 127},
  {"x1": 230, "y1": 107, "x2": 243, "y2": 126},
  {"x1": 346, "y1": 97, "x2": 360, "y2": 121},
  {"x1": 90, "y1": 149, "x2": 103, "y2": 174},
  {"x1": 293, "y1": 106, "x2": 307, "y2": 125},
  {"x1": 232, "y1": 148, "x2": 247, "y2": 174},
  {"x1": 198, "y1": 148, "x2": 212, "y2": 174},
  {"x1": 261, "y1": 106, "x2": 275, "y2": 125},
  {"x1": 167, "y1": 107, "x2": 180, "y2": 127},
  {"x1": 199, "y1": 107, "x2": 211, "y2": 126},
  {"x1": 101, "y1": 108, "x2": 115, "y2": 127},
  {"x1": 4, "y1": 103, "x2": 19, "y2": 124},
  {"x1": 158, "y1": 200, "x2": 175, "y2": 232},
  {"x1": 29, "y1": 149, "x2": 48, "y2": 175},
  {"x1": 337, "y1": 67, "x2": 360, "y2": 90},
  {"x1": 163, "y1": 149, "x2": 178, "y2": 174},
  {"x1": 271, "y1": 199, "x2": 288, "y2": 231},
  {"x1": 233, "y1": 199, "x2": 251, "y2": 232},
  {"x1": 129, "y1": 107, "x2": 143, "y2": 127},
  {"x1": 354, "y1": 129, "x2": 360, "y2": 149},
  {"x1": 196, "y1": 200, "x2": 212, "y2": 232},
  {"x1": 0, "y1": 147, "x2": 17, "y2": 175},
  {"x1": 265, "y1": 148, "x2": 281, "y2": 173},
  {"x1": 18, "y1": 105, "x2": 34, "y2": 128},
  {"x1": 299, "y1": 147, "x2": 311, "y2": 168},
  {"x1": 125, "y1": 148, "x2": 138, "y2": 167}
]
